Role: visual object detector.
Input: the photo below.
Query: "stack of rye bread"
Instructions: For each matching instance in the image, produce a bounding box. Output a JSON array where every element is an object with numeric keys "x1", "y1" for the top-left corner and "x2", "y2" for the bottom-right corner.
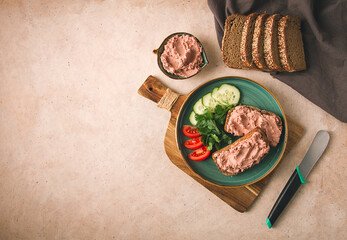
[{"x1": 222, "y1": 13, "x2": 306, "y2": 72}]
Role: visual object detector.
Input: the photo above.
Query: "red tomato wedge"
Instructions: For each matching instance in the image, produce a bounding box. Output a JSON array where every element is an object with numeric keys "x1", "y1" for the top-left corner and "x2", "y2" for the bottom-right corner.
[
  {"x1": 182, "y1": 125, "x2": 201, "y2": 138},
  {"x1": 188, "y1": 146, "x2": 210, "y2": 161},
  {"x1": 184, "y1": 137, "x2": 203, "y2": 150}
]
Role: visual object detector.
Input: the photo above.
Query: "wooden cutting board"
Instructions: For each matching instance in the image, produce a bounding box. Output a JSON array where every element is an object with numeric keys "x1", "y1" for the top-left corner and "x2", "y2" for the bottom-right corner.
[{"x1": 138, "y1": 75, "x2": 304, "y2": 212}]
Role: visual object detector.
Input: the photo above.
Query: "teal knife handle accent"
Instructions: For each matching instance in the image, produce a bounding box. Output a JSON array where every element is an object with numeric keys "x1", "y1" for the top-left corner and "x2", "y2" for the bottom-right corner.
[
  {"x1": 296, "y1": 166, "x2": 307, "y2": 184},
  {"x1": 266, "y1": 168, "x2": 303, "y2": 228}
]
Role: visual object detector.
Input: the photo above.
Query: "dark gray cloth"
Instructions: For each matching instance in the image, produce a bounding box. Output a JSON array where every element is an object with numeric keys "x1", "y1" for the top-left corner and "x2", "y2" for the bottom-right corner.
[{"x1": 207, "y1": 0, "x2": 347, "y2": 122}]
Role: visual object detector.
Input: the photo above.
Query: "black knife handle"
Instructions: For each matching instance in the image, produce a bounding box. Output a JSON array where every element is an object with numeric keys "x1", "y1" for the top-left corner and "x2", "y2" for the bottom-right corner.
[{"x1": 266, "y1": 167, "x2": 305, "y2": 228}]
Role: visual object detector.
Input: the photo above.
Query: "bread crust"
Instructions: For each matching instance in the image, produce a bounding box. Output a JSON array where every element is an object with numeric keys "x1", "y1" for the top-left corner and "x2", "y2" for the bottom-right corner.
[
  {"x1": 212, "y1": 127, "x2": 269, "y2": 176},
  {"x1": 278, "y1": 15, "x2": 306, "y2": 72},
  {"x1": 264, "y1": 14, "x2": 284, "y2": 71},
  {"x1": 240, "y1": 13, "x2": 258, "y2": 69},
  {"x1": 252, "y1": 14, "x2": 271, "y2": 71},
  {"x1": 278, "y1": 16, "x2": 291, "y2": 71}
]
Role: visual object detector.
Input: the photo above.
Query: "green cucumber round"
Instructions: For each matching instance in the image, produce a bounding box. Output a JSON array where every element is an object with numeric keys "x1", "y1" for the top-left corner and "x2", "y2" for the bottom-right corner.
[
  {"x1": 193, "y1": 98, "x2": 206, "y2": 115},
  {"x1": 189, "y1": 111, "x2": 198, "y2": 125},
  {"x1": 202, "y1": 93, "x2": 221, "y2": 112},
  {"x1": 212, "y1": 84, "x2": 240, "y2": 106}
]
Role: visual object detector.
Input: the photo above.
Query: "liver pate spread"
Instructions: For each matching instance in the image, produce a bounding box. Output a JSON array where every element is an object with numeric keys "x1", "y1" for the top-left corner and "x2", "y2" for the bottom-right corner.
[
  {"x1": 160, "y1": 35, "x2": 203, "y2": 77},
  {"x1": 213, "y1": 131, "x2": 270, "y2": 175},
  {"x1": 225, "y1": 106, "x2": 282, "y2": 147}
]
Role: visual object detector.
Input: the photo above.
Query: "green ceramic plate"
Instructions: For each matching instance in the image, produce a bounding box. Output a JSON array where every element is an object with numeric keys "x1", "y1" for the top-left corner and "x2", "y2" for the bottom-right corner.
[{"x1": 176, "y1": 76, "x2": 288, "y2": 187}]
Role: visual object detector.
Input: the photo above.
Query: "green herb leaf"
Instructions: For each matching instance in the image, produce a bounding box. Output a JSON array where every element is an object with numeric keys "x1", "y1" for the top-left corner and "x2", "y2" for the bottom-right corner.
[
  {"x1": 195, "y1": 104, "x2": 234, "y2": 151},
  {"x1": 211, "y1": 134, "x2": 221, "y2": 143}
]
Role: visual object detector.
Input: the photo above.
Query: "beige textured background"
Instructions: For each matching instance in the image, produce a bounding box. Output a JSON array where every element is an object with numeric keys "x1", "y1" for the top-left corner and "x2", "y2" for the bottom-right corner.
[{"x1": 0, "y1": 1, "x2": 346, "y2": 239}]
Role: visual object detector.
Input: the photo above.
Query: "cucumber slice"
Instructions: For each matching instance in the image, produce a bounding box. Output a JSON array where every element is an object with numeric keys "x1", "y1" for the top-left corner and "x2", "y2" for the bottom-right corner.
[
  {"x1": 212, "y1": 87, "x2": 228, "y2": 105},
  {"x1": 212, "y1": 84, "x2": 240, "y2": 106},
  {"x1": 189, "y1": 111, "x2": 198, "y2": 125},
  {"x1": 202, "y1": 93, "x2": 221, "y2": 112},
  {"x1": 211, "y1": 87, "x2": 221, "y2": 101},
  {"x1": 193, "y1": 98, "x2": 207, "y2": 115}
]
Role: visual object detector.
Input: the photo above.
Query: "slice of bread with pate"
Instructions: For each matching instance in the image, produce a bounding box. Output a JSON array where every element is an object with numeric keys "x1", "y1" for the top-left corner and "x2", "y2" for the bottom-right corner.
[
  {"x1": 252, "y1": 14, "x2": 272, "y2": 71},
  {"x1": 264, "y1": 14, "x2": 284, "y2": 71},
  {"x1": 240, "y1": 13, "x2": 258, "y2": 69},
  {"x1": 224, "y1": 105, "x2": 283, "y2": 147},
  {"x1": 222, "y1": 14, "x2": 247, "y2": 69},
  {"x1": 212, "y1": 128, "x2": 270, "y2": 176},
  {"x1": 278, "y1": 15, "x2": 306, "y2": 71}
]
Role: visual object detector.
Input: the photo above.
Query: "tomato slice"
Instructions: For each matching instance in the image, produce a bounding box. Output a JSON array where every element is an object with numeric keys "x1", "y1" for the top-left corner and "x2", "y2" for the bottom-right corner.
[
  {"x1": 188, "y1": 146, "x2": 210, "y2": 161},
  {"x1": 182, "y1": 125, "x2": 201, "y2": 138},
  {"x1": 184, "y1": 136, "x2": 203, "y2": 150}
]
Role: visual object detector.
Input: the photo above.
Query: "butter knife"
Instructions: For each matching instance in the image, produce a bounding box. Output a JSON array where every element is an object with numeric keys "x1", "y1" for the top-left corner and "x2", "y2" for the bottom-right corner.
[{"x1": 266, "y1": 130, "x2": 330, "y2": 228}]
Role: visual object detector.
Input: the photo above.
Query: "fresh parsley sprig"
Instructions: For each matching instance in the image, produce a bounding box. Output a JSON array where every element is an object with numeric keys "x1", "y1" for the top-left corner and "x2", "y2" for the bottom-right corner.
[{"x1": 195, "y1": 104, "x2": 234, "y2": 151}]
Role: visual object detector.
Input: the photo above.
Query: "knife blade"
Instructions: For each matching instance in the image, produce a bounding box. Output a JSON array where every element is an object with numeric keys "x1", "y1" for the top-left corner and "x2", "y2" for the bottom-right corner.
[{"x1": 266, "y1": 130, "x2": 330, "y2": 229}]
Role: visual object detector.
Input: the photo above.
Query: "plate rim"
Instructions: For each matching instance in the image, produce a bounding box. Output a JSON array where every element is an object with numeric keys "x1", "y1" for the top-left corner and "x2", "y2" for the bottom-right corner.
[{"x1": 175, "y1": 76, "x2": 288, "y2": 188}]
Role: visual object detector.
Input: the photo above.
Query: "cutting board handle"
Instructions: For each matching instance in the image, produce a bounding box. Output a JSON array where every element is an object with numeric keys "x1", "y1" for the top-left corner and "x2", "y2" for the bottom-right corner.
[{"x1": 138, "y1": 75, "x2": 169, "y2": 103}]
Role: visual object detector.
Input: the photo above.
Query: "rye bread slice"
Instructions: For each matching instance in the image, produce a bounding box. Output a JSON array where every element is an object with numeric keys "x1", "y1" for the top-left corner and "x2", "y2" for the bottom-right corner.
[
  {"x1": 252, "y1": 14, "x2": 271, "y2": 71},
  {"x1": 264, "y1": 14, "x2": 284, "y2": 71},
  {"x1": 212, "y1": 127, "x2": 270, "y2": 176},
  {"x1": 240, "y1": 13, "x2": 258, "y2": 68},
  {"x1": 222, "y1": 14, "x2": 247, "y2": 69},
  {"x1": 224, "y1": 105, "x2": 283, "y2": 147},
  {"x1": 278, "y1": 15, "x2": 306, "y2": 71}
]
